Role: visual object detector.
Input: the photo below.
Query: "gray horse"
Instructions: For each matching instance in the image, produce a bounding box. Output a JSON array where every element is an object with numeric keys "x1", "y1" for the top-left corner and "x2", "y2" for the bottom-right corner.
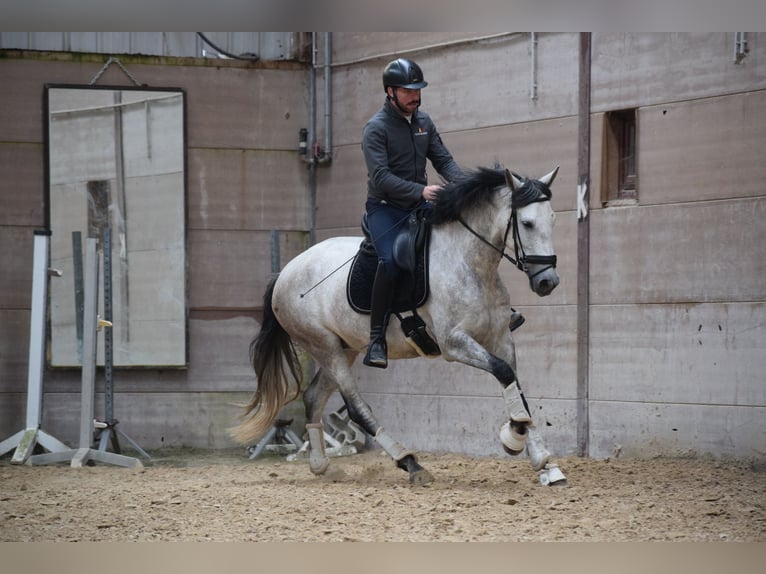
[{"x1": 233, "y1": 165, "x2": 565, "y2": 485}]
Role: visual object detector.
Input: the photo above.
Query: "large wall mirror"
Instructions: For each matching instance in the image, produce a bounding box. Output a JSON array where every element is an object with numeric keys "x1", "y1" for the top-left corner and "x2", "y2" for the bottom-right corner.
[{"x1": 45, "y1": 84, "x2": 187, "y2": 367}]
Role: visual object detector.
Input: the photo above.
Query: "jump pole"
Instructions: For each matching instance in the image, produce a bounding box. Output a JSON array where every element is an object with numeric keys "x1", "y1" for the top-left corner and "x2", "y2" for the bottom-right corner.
[
  {"x1": 27, "y1": 237, "x2": 141, "y2": 468},
  {"x1": 0, "y1": 230, "x2": 69, "y2": 463},
  {"x1": 94, "y1": 227, "x2": 150, "y2": 460}
]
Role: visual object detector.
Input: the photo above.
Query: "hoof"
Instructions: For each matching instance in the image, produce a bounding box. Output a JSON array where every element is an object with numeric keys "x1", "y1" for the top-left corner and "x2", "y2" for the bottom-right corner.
[
  {"x1": 309, "y1": 458, "x2": 330, "y2": 476},
  {"x1": 309, "y1": 456, "x2": 330, "y2": 475},
  {"x1": 397, "y1": 454, "x2": 434, "y2": 486},
  {"x1": 409, "y1": 468, "x2": 435, "y2": 486},
  {"x1": 539, "y1": 464, "x2": 567, "y2": 486}
]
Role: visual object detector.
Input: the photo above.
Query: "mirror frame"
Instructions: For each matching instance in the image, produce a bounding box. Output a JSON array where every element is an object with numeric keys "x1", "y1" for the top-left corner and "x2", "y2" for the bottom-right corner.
[{"x1": 44, "y1": 83, "x2": 189, "y2": 369}]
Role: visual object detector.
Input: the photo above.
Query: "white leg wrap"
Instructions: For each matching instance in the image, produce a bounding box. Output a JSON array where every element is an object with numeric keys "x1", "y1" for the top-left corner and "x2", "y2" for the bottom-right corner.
[
  {"x1": 503, "y1": 382, "x2": 532, "y2": 423},
  {"x1": 374, "y1": 427, "x2": 415, "y2": 462},
  {"x1": 499, "y1": 420, "x2": 528, "y2": 452},
  {"x1": 306, "y1": 423, "x2": 330, "y2": 475},
  {"x1": 526, "y1": 425, "x2": 551, "y2": 471}
]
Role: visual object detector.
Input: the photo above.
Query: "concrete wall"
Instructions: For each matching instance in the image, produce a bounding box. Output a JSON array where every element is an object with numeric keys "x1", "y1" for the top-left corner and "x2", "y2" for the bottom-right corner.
[
  {"x1": 1, "y1": 33, "x2": 764, "y2": 462},
  {"x1": 0, "y1": 49, "x2": 310, "y2": 449},
  {"x1": 315, "y1": 32, "x2": 765, "y2": 461}
]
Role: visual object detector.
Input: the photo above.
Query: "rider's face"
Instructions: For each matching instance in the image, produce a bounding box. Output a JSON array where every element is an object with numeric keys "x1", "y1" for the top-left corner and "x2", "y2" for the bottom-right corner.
[{"x1": 389, "y1": 87, "x2": 421, "y2": 114}]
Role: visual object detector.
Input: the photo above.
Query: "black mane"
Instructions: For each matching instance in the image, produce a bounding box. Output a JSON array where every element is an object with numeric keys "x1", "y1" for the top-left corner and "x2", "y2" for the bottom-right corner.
[
  {"x1": 429, "y1": 165, "x2": 552, "y2": 225},
  {"x1": 429, "y1": 166, "x2": 506, "y2": 225}
]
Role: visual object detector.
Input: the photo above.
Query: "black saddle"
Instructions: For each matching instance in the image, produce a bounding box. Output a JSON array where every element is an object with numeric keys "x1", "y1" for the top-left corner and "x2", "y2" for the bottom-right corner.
[{"x1": 346, "y1": 207, "x2": 431, "y2": 315}]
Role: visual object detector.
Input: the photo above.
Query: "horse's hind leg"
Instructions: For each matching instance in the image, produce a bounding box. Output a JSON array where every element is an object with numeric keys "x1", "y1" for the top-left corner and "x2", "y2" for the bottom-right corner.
[
  {"x1": 340, "y1": 386, "x2": 434, "y2": 485},
  {"x1": 302, "y1": 369, "x2": 338, "y2": 475},
  {"x1": 301, "y1": 341, "x2": 434, "y2": 485}
]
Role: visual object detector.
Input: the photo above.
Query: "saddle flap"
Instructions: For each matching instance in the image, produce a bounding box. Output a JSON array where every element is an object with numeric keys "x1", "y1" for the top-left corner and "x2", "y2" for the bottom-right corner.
[{"x1": 393, "y1": 209, "x2": 430, "y2": 273}]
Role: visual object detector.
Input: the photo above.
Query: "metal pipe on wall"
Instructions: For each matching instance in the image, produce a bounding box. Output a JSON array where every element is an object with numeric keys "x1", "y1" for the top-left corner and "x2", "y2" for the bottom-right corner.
[
  {"x1": 320, "y1": 32, "x2": 332, "y2": 164},
  {"x1": 530, "y1": 32, "x2": 538, "y2": 101},
  {"x1": 302, "y1": 32, "x2": 333, "y2": 246},
  {"x1": 306, "y1": 32, "x2": 317, "y2": 246}
]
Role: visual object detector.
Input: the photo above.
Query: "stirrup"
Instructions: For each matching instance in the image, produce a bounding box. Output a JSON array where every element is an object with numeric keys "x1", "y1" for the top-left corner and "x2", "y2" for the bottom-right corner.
[{"x1": 363, "y1": 339, "x2": 388, "y2": 368}]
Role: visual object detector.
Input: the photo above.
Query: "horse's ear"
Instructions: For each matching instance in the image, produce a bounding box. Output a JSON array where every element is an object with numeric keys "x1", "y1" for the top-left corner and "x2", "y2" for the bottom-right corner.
[
  {"x1": 505, "y1": 169, "x2": 525, "y2": 192},
  {"x1": 539, "y1": 165, "x2": 560, "y2": 187}
]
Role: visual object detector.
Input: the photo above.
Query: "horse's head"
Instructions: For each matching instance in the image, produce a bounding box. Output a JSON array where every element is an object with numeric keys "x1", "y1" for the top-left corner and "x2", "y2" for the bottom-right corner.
[{"x1": 505, "y1": 167, "x2": 560, "y2": 297}]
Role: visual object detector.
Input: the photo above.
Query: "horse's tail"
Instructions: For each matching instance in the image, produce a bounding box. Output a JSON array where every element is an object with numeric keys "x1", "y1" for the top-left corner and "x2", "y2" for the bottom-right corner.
[{"x1": 230, "y1": 274, "x2": 303, "y2": 445}]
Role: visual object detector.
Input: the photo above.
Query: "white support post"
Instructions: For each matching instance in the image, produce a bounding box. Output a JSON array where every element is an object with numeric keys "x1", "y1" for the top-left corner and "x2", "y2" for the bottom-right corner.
[
  {"x1": 0, "y1": 230, "x2": 68, "y2": 463},
  {"x1": 27, "y1": 237, "x2": 141, "y2": 468}
]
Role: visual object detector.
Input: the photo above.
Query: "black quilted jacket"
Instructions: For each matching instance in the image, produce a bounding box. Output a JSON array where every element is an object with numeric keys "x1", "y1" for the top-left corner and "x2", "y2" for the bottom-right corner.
[{"x1": 362, "y1": 100, "x2": 463, "y2": 210}]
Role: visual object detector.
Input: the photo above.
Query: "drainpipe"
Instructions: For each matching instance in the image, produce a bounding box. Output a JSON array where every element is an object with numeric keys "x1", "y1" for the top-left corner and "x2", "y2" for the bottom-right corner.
[
  {"x1": 318, "y1": 32, "x2": 333, "y2": 165},
  {"x1": 733, "y1": 32, "x2": 749, "y2": 64},
  {"x1": 530, "y1": 32, "x2": 538, "y2": 101},
  {"x1": 299, "y1": 33, "x2": 333, "y2": 247}
]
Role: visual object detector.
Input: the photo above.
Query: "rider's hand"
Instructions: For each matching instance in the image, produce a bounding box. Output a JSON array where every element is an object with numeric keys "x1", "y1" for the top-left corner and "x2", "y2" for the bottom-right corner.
[{"x1": 423, "y1": 185, "x2": 442, "y2": 202}]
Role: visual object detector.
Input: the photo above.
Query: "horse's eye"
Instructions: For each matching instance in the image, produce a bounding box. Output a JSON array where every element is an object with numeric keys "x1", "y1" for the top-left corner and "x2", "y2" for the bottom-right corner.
[{"x1": 521, "y1": 220, "x2": 534, "y2": 229}]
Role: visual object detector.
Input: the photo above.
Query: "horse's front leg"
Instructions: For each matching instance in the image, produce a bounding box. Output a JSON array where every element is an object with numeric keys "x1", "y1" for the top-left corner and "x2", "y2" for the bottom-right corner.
[
  {"x1": 441, "y1": 328, "x2": 532, "y2": 451},
  {"x1": 442, "y1": 327, "x2": 566, "y2": 484}
]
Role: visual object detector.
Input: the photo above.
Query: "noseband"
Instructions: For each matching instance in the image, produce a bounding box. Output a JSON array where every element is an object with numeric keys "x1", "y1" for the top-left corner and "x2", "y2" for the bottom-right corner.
[{"x1": 457, "y1": 185, "x2": 557, "y2": 280}]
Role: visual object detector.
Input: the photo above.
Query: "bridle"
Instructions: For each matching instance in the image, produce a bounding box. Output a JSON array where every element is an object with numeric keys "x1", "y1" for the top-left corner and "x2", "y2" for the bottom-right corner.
[{"x1": 457, "y1": 187, "x2": 557, "y2": 281}]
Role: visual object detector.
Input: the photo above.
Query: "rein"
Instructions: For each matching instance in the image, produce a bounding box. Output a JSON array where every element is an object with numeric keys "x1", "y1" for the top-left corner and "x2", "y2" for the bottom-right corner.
[{"x1": 457, "y1": 197, "x2": 557, "y2": 280}]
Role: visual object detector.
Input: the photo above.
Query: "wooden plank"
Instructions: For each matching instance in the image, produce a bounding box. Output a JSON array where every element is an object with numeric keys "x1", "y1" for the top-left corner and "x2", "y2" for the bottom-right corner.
[
  {"x1": 0, "y1": 395, "x2": 25, "y2": 440},
  {"x1": 314, "y1": 144, "x2": 367, "y2": 230},
  {"x1": 591, "y1": 33, "x2": 766, "y2": 112},
  {"x1": 330, "y1": 34, "x2": 581, "y2": 147},
  {"x1": 0, "y1": 227, "x2": 35, "y2": 309},
  {"x1": 590, "y1": 197, "x2": 766, "y2": 304},
  {"x1": 639, "y1": 91, "x2": 766, "y2": 205},
  {"x1": 332, "y1": 33, "x2": 486, "y2": 65},
  {"x1": 187, "y1": 148, "x2": 309, "y2": 231},
  {"x1": 589, "y1": 400, "x2": 766, "y2": 460},
  {"x1": 590, "y1": 302, "x2": 766, "y2": 407},
  {"x1": 179, "y1": 66, "x2": 307, "y2": 150},
  {"x1": 189, "y1": 229, "x2": 272, "y2": 310},
  {"x1": 0, "y1": 143, "x2": 45, "y2": 227},
  {"x1": 0, "y1": 310, "x2": 30, "y2": 393}
]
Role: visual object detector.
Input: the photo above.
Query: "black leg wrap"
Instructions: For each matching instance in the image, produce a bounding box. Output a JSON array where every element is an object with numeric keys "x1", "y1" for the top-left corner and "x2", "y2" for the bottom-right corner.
[
  {"x1": 342, "y1": 395, "x2": 378, "y2": 437},
  {"x1": 396, "y1": 454, "x2": 434, "y2": 485},
  {"x1": 396, "y1": 454, "x2": 421, "y2": 473},
  {"x1": 489, "y1": 355, "x2": 517, "y2": 388}
]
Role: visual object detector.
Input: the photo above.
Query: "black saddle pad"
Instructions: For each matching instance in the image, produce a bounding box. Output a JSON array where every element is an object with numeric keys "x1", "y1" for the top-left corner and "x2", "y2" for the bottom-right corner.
[{"x1": 346, "y1": 240, "x2": 430, "y2": 314}]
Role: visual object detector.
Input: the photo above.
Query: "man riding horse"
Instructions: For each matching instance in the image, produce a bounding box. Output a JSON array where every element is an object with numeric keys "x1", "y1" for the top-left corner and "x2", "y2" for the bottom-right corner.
[{"x1": 362, "y1": 58, "x2": 523, "y2": 368}]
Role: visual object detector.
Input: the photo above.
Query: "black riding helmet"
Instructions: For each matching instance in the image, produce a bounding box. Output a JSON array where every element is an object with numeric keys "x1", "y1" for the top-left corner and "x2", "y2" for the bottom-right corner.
[{"x1": 382, "y1": 58, "x2": 428, "y2": 92}]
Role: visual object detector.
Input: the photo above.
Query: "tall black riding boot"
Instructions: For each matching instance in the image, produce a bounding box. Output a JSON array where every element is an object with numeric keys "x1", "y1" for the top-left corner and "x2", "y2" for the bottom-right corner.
[{"x1": 363, "y1": 262, "x2": 394, "y2": 368}]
